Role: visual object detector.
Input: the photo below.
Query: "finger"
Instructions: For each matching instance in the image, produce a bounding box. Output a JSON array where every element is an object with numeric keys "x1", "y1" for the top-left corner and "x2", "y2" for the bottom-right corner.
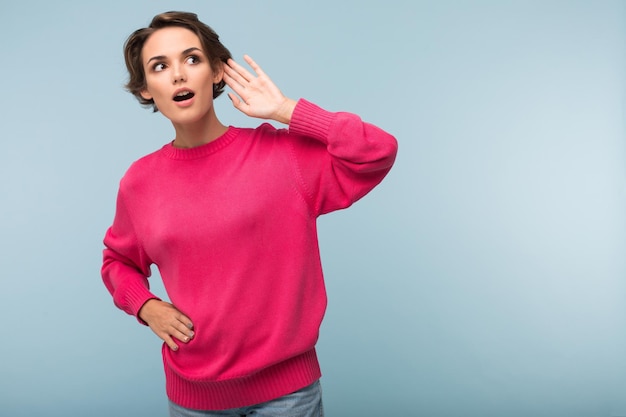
[
  {"x1": 174, "y1": 312, "x2": 194, "y2": 331},
  {"x1": 172, "y1": 318, "x2": 195, "y2": 339},
  {"x1": 162, "y1": 334, "x2": 180, "y2": 351},
  {"x1": 224, "y1": 73, "x2": 251, "y2": 105},
  {"x1": 227, "y1": 91, "x2": 242, "y2": 107},
  {"x1": 223, "y1": 71, "x2": 245, "y2": 94},
  {"x1": 227, "y1": 58, "x2": 255, "y2": 82},
  {"x1": 243, "y1": 55, "x2": 266, "y2": 77},
  {"x1": 228, "y1": 92, "x2": 249, "y2": 112},
  {"x1": 223, "y1": 64, "x2": 245, "y2": 88},
  {"x1": 171, "y1": 326, "x2": 194, "y2": 343}
]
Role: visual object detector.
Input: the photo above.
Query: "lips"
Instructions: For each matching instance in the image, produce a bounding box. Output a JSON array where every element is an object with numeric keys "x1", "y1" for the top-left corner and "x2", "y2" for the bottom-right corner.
[{"x1": 173, "y1": 89, "x2": 195, "y2": 102}]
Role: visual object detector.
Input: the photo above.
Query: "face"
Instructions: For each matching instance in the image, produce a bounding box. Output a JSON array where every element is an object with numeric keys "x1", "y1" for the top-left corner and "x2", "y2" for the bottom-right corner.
[{"x1": 140, "y1": 26, "x2": 223, "y2": 125}]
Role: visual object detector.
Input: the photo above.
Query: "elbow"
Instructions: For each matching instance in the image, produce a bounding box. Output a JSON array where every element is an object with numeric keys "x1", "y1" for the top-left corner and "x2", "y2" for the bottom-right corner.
[{"x1": 384, "y1": 133, "x2": 399, "y2": 166}]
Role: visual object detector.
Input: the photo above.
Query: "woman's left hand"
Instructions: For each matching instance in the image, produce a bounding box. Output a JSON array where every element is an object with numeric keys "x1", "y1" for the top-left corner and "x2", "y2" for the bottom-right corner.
[{"x1": 223, "y1": 55, "x2": 296, "y2": 124}]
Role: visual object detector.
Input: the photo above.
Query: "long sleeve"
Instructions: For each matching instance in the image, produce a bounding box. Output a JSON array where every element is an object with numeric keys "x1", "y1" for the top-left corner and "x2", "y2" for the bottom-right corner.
[
  {"x1": 287, "y1": 99, "x2": 398, "y2": 215},
  {"x1": 101, "y1": 185, "x2": 158, "y2": 320},
  {"x1": 99, "y1": 100, "x2": 397, "y2": 409}
]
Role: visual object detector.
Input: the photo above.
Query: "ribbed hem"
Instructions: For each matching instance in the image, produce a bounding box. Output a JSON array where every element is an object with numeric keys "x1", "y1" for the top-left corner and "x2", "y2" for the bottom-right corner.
[
  {"x1": 288, "y1": 99, "x2": 336, "y2": 144},
  {"x1": 161, "y1": 127, "x2": 240, "y2": 160},
  {"x1": 165, "y1": 349, "x2": 322, "y2": 411}
]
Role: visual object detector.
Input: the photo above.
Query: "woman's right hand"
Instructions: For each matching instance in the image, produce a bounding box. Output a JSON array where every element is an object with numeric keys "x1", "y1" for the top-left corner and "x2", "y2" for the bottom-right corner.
[{"x1": 138, "y1": 299, "x2": 194, "y2": 351}]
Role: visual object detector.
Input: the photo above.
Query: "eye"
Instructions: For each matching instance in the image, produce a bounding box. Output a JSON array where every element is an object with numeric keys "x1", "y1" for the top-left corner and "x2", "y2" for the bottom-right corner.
[
  {"x1": 152, "y1": 62, "x2": 166, "y2": 72},
  {"x1": 186, "y1": 55, "x2": 201, "y2": 65}
]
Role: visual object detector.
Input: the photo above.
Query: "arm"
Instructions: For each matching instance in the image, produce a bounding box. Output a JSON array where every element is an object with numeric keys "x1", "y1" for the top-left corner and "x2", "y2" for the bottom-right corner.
[
  {"x1": 224, "y1": 55, "x2": 398, "y2": 214},
  {"x1": 102, "y1": 189, "x2": 194, "y2": 351},
  {"x1": 288, "y1": 100, "x2": 398, "y2": 214}
]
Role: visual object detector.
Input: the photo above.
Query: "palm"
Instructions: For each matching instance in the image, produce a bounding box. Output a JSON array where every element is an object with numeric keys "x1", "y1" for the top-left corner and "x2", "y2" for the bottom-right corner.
[{"x1": 223, "y1": 55, "x2": 295, "y2": 124}]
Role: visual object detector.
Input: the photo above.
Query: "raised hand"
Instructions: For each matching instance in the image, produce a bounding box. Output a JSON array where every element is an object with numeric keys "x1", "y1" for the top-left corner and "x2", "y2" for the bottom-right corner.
[
  {"x1": 223, "y1": 55, "x2": 297, "y2": 124},
  {"x1": 138, "y1": 299, "x2": 194, "y2": 351}
]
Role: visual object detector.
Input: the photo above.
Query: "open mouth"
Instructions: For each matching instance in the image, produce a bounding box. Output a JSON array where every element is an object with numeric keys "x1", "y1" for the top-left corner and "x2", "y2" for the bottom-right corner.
[{"x1": 173, "y1": 91, "x2": 195, "y2": 102}]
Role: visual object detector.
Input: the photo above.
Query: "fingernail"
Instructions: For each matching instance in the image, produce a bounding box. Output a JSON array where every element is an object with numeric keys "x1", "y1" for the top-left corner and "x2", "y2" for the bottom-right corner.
[
  {"x1": 187, "y1": 323, "x2": 194, "y2": 329},
  {"x1": 172, "y1": 345, "x2": 178, "y2": 351},
  {"x1": 189, "y1": 331, "x2": 194, "y2": 338}
]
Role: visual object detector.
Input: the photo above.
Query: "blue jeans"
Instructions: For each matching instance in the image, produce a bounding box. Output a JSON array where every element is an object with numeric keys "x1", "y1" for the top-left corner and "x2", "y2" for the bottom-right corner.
[{"x1": 168, "y1": 380, "x2": 324, "y2": 417}]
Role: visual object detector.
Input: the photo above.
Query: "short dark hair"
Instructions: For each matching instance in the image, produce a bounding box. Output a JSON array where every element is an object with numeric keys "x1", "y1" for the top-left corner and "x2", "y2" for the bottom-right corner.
[{"x1": 123, "y1": 11, "x2": 232, "y2": 112}]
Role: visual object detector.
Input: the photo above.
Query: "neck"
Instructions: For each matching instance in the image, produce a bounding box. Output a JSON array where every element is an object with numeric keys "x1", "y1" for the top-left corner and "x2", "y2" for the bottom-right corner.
[{"x1": 171, "y1": 108, "x2": 228, "y2": 149}]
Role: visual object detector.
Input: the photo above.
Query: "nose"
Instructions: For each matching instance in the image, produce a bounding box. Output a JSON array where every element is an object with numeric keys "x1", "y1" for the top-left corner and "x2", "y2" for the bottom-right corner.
[{"x1": 172, "y1": 64, "x2": 186, "y2": 84}]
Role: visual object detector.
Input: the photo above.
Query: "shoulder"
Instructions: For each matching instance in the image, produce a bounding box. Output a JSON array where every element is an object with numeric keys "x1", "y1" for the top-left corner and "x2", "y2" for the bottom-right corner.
[
  {"x1": 249, "y1": 122, "x2": 287, "y2": 138},
  {"x1": 241, "y1": 122, "x2": 295, "y2": 150},
  {"x1": 127, "y1": 145, "x2": 165, "y2": 173},
  {"x1": 118, "y1": 145, "x2": 167, "y2": 191}
]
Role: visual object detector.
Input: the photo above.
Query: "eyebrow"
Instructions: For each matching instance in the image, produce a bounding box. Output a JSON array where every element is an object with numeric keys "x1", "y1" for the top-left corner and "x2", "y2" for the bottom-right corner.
[{"x1": 146, "y1": 47, "x2": 203, "y2": 65}]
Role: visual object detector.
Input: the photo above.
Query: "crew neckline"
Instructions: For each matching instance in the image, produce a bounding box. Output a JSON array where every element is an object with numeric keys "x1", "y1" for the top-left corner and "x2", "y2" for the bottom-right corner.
[{"x1": 160, "y1": 126, "x2": 240, "y2": 160}]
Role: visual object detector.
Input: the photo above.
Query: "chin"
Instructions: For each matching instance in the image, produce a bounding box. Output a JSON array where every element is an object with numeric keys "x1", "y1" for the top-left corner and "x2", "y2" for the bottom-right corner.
[{"x1": 162, "y1": 108, "x2": 209, "y2": 125}]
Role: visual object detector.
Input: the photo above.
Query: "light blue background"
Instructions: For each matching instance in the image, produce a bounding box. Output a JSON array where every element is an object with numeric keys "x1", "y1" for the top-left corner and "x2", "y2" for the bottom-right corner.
[{"x1": 1, "y1": 1, "x2": 625, "y2": 416}]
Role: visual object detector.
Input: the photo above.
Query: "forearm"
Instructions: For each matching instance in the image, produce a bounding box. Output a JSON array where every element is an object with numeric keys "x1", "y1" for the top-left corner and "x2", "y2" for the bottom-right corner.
[
  {"x1": 289, "y1": 99, "x2": 398, "y2": 170},
  {"x1": 286, "y1": 99, "x2": 397, "y2": 214},
  {"x1": 102, "y1": 248, "x2": 158, "y2": 320}
]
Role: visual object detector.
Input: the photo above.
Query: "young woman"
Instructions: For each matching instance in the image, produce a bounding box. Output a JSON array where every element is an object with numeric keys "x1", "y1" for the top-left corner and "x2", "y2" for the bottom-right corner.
[{"x1": 102, "y1": 11, "x2": 397, "y2": 417}]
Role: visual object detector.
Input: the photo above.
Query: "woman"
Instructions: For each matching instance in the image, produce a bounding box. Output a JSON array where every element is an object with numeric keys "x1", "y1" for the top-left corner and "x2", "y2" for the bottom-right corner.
[{"x1": 102, "y1": 10, "x2": 397, "y2": 417}]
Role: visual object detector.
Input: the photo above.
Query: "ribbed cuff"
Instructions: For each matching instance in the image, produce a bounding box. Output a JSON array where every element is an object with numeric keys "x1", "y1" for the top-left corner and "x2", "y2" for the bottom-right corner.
[
  {"x1": 118, "y1": 281, "x2": 160, "y2": 324},
  {"x1": 288, "y1": 99, "x2": 336, "y2": 144},
  {"x1": 165, "y1": 349, "x2": 322, "y2": 410}
]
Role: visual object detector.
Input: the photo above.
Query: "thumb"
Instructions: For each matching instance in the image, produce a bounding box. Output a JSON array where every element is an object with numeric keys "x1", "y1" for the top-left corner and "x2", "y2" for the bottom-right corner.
[{"x1": 228, "y1": 93, "x2": 242, "y2": 108}]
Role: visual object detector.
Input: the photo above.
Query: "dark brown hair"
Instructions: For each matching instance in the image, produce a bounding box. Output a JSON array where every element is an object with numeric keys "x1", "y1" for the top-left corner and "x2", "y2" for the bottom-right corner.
[{"x1": 124, "y1": 11, "x2": 232, "y2": 112}]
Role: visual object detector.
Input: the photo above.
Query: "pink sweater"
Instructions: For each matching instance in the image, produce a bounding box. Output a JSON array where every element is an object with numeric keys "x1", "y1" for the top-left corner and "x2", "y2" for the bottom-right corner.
[{"x1": 101, "y1": 99, "x2": 397, "y2": 410}]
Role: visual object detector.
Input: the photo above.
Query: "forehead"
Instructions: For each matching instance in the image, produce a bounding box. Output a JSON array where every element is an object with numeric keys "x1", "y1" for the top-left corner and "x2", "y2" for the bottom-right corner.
[{"x1": 142, "y1": 26, "x2": 204, "y2": 61}]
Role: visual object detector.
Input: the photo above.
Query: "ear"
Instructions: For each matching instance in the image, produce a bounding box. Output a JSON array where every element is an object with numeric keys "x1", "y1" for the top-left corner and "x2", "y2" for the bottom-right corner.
[
  {"x1": 213, "y1": 61, "x2": 225, "y2": 83},
  {"x1": 140, "y1": 88, "x2": 153, "y2": 101}
]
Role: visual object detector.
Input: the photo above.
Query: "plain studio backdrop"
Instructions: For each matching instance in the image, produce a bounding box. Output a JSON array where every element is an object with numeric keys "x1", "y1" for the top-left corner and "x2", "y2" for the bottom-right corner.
[{"x1": 1, "y1": 1, "x2": 625, "y2": 416}]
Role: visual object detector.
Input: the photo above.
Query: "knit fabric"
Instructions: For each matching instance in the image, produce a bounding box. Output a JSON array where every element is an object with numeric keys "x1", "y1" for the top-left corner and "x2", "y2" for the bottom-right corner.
[{"x1": 102, "y1": 99, "x2": 397, "y2": 410}]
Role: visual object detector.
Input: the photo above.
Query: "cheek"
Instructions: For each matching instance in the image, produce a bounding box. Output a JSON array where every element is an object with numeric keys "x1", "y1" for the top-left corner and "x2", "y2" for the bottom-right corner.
[{"x1": 144, "y1": 79, "x2": 170, "y2": 102}]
